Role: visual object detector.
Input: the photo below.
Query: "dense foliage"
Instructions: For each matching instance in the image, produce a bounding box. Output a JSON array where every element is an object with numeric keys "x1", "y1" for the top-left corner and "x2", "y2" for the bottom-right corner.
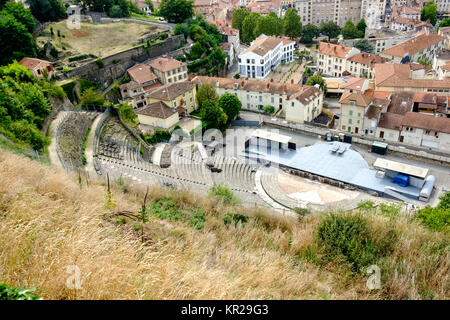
[
  {"x1": 217, "y1": 93, "x2": 242, "y2": 123},
  {"x1": 283, "y1": 8, "x2": 302, "y2": 40},
  {"x1": 0, "y1": 61, "x2": 65, "y2": 151},
  {"x1": 341, "y1": 20, "x2": 362, "y2": 39},
  {"x1": 195, "y1": 83, "x2": 218, "y2": 108},
  {"x1": 354, "y1": 39, "x2": 375, "y2": 53},
  {"x1": 0, "y1": 2, "x2": 36, "y2": 65},
  {"x1": 421, "y1": 1, "x2": 437, "y2": 26},
  {"x1": 158, "y1": 0, "x2": 194, "y2": 23},
  {"x1": 416, "y1": 192, "x2": 450, "y2": 232},
  {"x1": 306, "y1": 75, "x2": 327, "y2": 94},
  {"x1": 0, "y1": 283, "x2": 41, "y2": 300},
  {"x1": 319, "y1": 21, "x2": 341, "y2": 42},
  {"x1": 118, "y1": 103, "x2": 138, "y2": 125},
  {"x1": 28, "y1": 0, "x2": 67, "y2": 22}
]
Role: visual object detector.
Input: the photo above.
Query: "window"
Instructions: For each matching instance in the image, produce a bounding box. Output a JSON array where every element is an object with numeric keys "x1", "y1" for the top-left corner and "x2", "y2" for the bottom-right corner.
[
  {"x1": 348, "y1": 119, "x2": 352, "y2": 124},
  {"x1": 357, "y1": 112, "x2": 361, "y2": 117},
  {"x1": 349, "y1": 110, "x2": 353, "y2": 115}
]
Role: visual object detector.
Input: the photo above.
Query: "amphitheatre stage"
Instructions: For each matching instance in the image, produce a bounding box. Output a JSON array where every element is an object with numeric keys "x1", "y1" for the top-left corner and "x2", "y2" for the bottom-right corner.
[{"x1": 245, "y1": 141, "x2": 433, "y2": 203}]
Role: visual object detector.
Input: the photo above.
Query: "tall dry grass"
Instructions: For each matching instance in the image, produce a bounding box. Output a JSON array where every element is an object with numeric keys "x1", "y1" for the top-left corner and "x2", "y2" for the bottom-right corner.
[{"x1": 0, "y1": 150, "x2": 448, "y2": 300}]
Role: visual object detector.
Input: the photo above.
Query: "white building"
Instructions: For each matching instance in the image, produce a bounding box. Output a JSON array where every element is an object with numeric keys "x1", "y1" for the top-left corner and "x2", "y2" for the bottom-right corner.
[
  {"x1": 238, "y1": 36, "x2": 295, "y2": 79},
  {"x1": 317, "y1": 42, "x2": 360, "y2": 77},
  {"x1": 191, "y1": 76, "x2": 323, "y2": 123}
]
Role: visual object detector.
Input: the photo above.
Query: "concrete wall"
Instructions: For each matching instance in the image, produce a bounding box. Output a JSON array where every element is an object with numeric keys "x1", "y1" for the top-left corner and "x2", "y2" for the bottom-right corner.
[
  {"x1": 138, "y1": 113, "x2": 179, "y2": 129},
  {"x1": 65, "y1": 35, "x2": 184, "y2": 89}
]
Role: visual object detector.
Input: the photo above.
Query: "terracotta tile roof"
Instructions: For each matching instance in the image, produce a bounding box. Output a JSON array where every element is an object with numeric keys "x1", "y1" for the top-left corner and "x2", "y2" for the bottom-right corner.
[
  {"x1": 127, "y1": 64, "x2": 158, "y2": 84},
  {"x1": 393, "y1": 17, "x2": 413, "y2": 24},
  {"x1": 243, "y1": 36, "x2": 283, "y2": 57},
  {"x1": 388, "y1": 91, "x2": 414, "y2": 115},
  {"x1": 18, "y1": 57, "x2": 53, "y2": 71},
  {"x1": 408, "y1": 62, "x2": 432, "y2": 71},
  {"x1": 401, "y1": 112, "x2": 450, "y2": 134},
  {"x1": 146, "y1": 81, "x2": 194, "y2": 101},
  {"x1": 375, "y1": 63, "x2": 450, "y2": 89},
  {"x1": 191, "y1": 76, "x2": 321, "y2": 99},
  {"x1": 347, "y1": 52, "x2": 390, "y2": 67},
  {"x1": 412, "y1": 92, "x2": 437, "y2": 104},
  {"x1": 339, "y1": 91, "x2": 373, "y2": 107},
  {"x1": 378, "y1": 112, "x2": 404, "y2": 130},
  {"x1": 365, "y1": 98, "x2": 389, "y2": 118},
  {"x1": 380, "y1": 32, "x2": 445, "y2": 57},
  {"x1": 136, "y1": 101, "x2": 177, "y2": 119},
  {"x1": 341, "y1": 77, "x2": 367, "y2": 91},
  {"x1": 220, "y1": 42, "x2": 231, "y2": 51},
  {"x1": 364, "y1": 90, "x2": 392, "y2": 99},
  {"x1": 148, "y1": 57, "x2": 186, "y2": 73},
  {"x1": 319, "y1": 42, "x2": 354, "y2": 58}
]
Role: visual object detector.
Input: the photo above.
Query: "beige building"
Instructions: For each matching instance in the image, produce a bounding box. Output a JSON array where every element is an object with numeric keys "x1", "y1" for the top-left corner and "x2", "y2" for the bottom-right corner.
[
  {"x1": 318, "y1": 42, "x2": 360, "y2": 77},
  {"x1": 374, "y1": 63, "x2": 450, "y2": 95},
  {"x1": 148, "y1": 57, "x2": 188, "y2": 85},
  {"x1": 400, "y1": 112, "x2": 450, "y2": 149},
  {"x1": 345, "y1": 52, "x2": 390, "y2": 79},
  {"x1": 339, "y1": 91, "x2": 374, "y2": 134},
  {"x1": 296, "y1": 0, "x2": 363, "y2": 27},
  {"x1": 380, "y1": 31, "x2": 447, "y2": 64},
  {"x1": 191, "y1": 76, "x2": 323, "y2": 123},
  {"x1": 136, "y1": 101, "x2": 180, "y2": 130},
  {"x1": 146, "y1": 81, "x2": 198, "y2": 114}
]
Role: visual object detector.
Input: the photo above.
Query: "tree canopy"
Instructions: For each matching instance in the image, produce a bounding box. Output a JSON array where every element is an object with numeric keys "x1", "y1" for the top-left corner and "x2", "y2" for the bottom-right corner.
[
  {"x1": 356, "y1": 19, "x2": 367, "y2": 37},
  {"x1": 341, "y1": 20, "x2": 361, "y2": 39},
  {"x1": 354, "y1": 39, "x2": 375, "y2": 53},
  {"x1": 200, "y1": 100, "x2": 227, "y2": 129},
  {"x1": 319, "y1": 21, "x2": 340, "y2": 42},
  {"x1": 438, "y1": 18, "x2": 450, "y2": 31},
  {"x1": 283, "y1": 8, "x2": 302, "y2": 40},
  {"x1": 0, "y1": 11, "x2": 36, "y2": 66},
  {"x1": 300, "y1": 24, "x2": 319, "y2": 43},
  {"x1": 158, "y1": 0, "x2": 194, "y2": 23},
  {"x1": 27, "y1": 0, "x2": 67, "y2": 22},
  {"x1": 2, "y1": 1, "x2": 35, "y2": 33},
  {"x1": 306, "y1": 75, "x2": 327, "y2": 94},
  {"x1": 241, "y1": 12, "x2": 261, "y2": 44},
  {"x1": 196, "y1": 83, "x2": 218, "y2": 109},
  {"x1": 256, "y1": 12, "x2": 283, "y2": 37},
  {"x1": 421, "y1": 1, "x2": 437, "y2": 26},
  {"x1": 217, "y1": 93, "x2": 241, "y2": 123},
  {"x1": 231, "y1": 8, "x2": 250, "y2": 36}
]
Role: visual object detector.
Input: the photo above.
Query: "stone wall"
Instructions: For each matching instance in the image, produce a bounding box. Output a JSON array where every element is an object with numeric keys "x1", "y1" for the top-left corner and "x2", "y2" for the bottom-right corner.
[{"x1": 64, "y1": 35, "x2": 184, "y2": 89}]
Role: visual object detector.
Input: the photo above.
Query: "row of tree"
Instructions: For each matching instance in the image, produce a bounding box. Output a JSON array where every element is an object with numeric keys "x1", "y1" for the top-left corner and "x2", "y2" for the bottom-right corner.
[
  {"x1": 232, "y1": 8, "x2": 368, "y2": 44},
  {"x1": 232, "y1": 8, "x2": 302, "y2": 44}
]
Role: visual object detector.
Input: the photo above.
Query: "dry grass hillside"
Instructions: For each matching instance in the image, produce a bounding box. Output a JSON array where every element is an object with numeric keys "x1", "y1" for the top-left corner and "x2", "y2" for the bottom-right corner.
[{"x1": 0, "y1": 150, "x2": 448, "y2": 300}]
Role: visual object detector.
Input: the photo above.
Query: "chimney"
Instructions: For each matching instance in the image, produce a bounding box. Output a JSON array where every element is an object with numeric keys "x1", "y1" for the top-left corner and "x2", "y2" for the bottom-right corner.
[
  {"x1": 270, "y1": 78, "x2": 273, "y2": 82},
  {"x1": 290, "y1": 79, "x2": 294, "y2": 84},
  {"x1": 266, "y1": 83, "x2": 269, "y2": 88}
]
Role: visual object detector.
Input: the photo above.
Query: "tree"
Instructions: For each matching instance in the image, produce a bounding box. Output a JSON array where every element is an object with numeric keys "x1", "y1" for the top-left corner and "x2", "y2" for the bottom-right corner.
[
  {"x1": 189, "y1": 42, "x2": 205, "y2": 60},
  {"x1": 283, "y1": 8, "x2": 302, "y2": 40},
  {"x1": 231, "y1": 8, "x2": 250, "y2": 36},
  {"x1": 80, "y1": 88, "x2": 105, "y2": 107},
  {"x1": 27, "y1": 0, "x2": 67, "y2": 22},
  {"x1": 196, "y1": 83, "x2": 218, "y2": 108},
  {"x1": 300, "y1": 24, "x2": 319, "y2": 43},
  {"x1": 241, "y1": 12, "x2": 261, "y2": 44},
  {"x1": 1, "y1": 2, "x2": 35, "y2": 33},
  {"x1": 108, "y1": 5, "x2": 123, "y2": 18},
  {"x1": 438, "y1": 18, "x2": 450, "y2": 31},
  {"x1": 341, "y1": 20, "x2": 360, "y2": 39},
  {"x1": 416, "y1": 191, "x2": 450, "y2": 232},
  {"x1": 356, "y1": 18, "x2": 367, "y2": 37},
  {"x1": 174, "y1": 23, "x2": 190, "y2": 39},
  {"x1": 0, "y1": 13, "x2": 36, "y2": 66},
  {"x1": 319, "y1": 21, "x2": 340, "y2": 42},
  {"x1": 118, "y1": 103, "x2": 138, "y2": 125},
  {"x1": 306, "y1": 75, "x2": 327, "y2": 94},
  {"x1": 217, "y1": 93, "x2": 241, "y2": 122},
  {"x1": 421, "y1": 1, "x2": 437, "y2": 26},
  {"x1": 354, "y1": 39, "x2": 375, "y2": 53},
  {"x1": 256, "y1": 12, "x2": 283, "y2": 37},
  {"x1": 158, "y1": 0, "x2": 194, "y2": 23},
  {"x1": 200, "y1": 100, "x2": 227, "y2": 129},
  {"x1": 263, "y1": 105, "x2": 275, "y2": 114}
]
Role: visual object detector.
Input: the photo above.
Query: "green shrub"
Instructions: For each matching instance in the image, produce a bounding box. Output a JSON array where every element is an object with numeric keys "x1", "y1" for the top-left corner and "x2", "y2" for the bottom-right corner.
[
  {"x1": 68, "y1": 54, "x2": 90, "y2": 62},
  {"x1": 262, "y1": 105, "x2": 275, "y2": 114},
  {"x1": 223, "y1": 213, "x2": 249, "y2": 227},
  {"x1": 416, "y1": 192, "x2": 450, "y2": 232},
  {"x1": 95, "y1": 58, "x2": 104, "y2": 68},
  {"x1": 314, "y1": 213, "x2": 395, "y2": 272},
  {"x1": 188, "y1": 208, "x2": 206, "y2": 230},
  {"x1": 0, "y1": 283, "x2": 41, "y2": 300},
  {"x1": 208, "y1": 183, "x2": 240, "y2": 205}
]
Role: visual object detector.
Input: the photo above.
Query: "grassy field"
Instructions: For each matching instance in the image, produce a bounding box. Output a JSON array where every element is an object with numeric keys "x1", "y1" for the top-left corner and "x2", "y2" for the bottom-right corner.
[
  {"x1": 36, "y1": 20, "x2": 164, "y2": 59},
  {"x1": 0, "y1": 150, "x2": 448, "y2": 300}
]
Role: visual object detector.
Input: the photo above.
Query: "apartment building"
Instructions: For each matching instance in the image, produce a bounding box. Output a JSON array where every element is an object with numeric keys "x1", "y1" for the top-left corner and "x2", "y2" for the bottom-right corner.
[
  {"x1": 119, "y1": 63, "x2": 162, "y2": 109},
  {"x1": 146, "y1": 81, "x2": 197, "y2": 114},
  {"x1": 317, "y1": 42, "x2": 360, "y2": 77},
  {"x1": 380, "y1": 31, "x2": 447, "y2": 63},
  {"x1": 374, "y1": 63, "x2": 450, "y2": 95},
  {"x1": 136, "y1": 101, "x2": 180, "y2": 130},
  {"x1": 361, "y1": 0, "x2": 387, "y2": 28},
  {"x1": 345, "y1": 52, "x2": 390, "y2": 79},
  {"x1": 433, "y1": 50, "x2": 450, "y2": 80},
  {"x1": 191, "y1": 76, "x2": 323, "y2": 123},
  {"x1": 400, "y1": 112, "x2": 450, "y2": 149},
  {"x1": 295, "y1": 0, "x2": 364, "y2": 26},
  {"x1": 148, "y1": 57, "x2": 188, "y2": 85},
  {"x1": 238, "y1": 36, "x2": 295, "y2": 79},
  {"x1": 339, "y1": 91, "x2": 374, "y2": 134}
]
